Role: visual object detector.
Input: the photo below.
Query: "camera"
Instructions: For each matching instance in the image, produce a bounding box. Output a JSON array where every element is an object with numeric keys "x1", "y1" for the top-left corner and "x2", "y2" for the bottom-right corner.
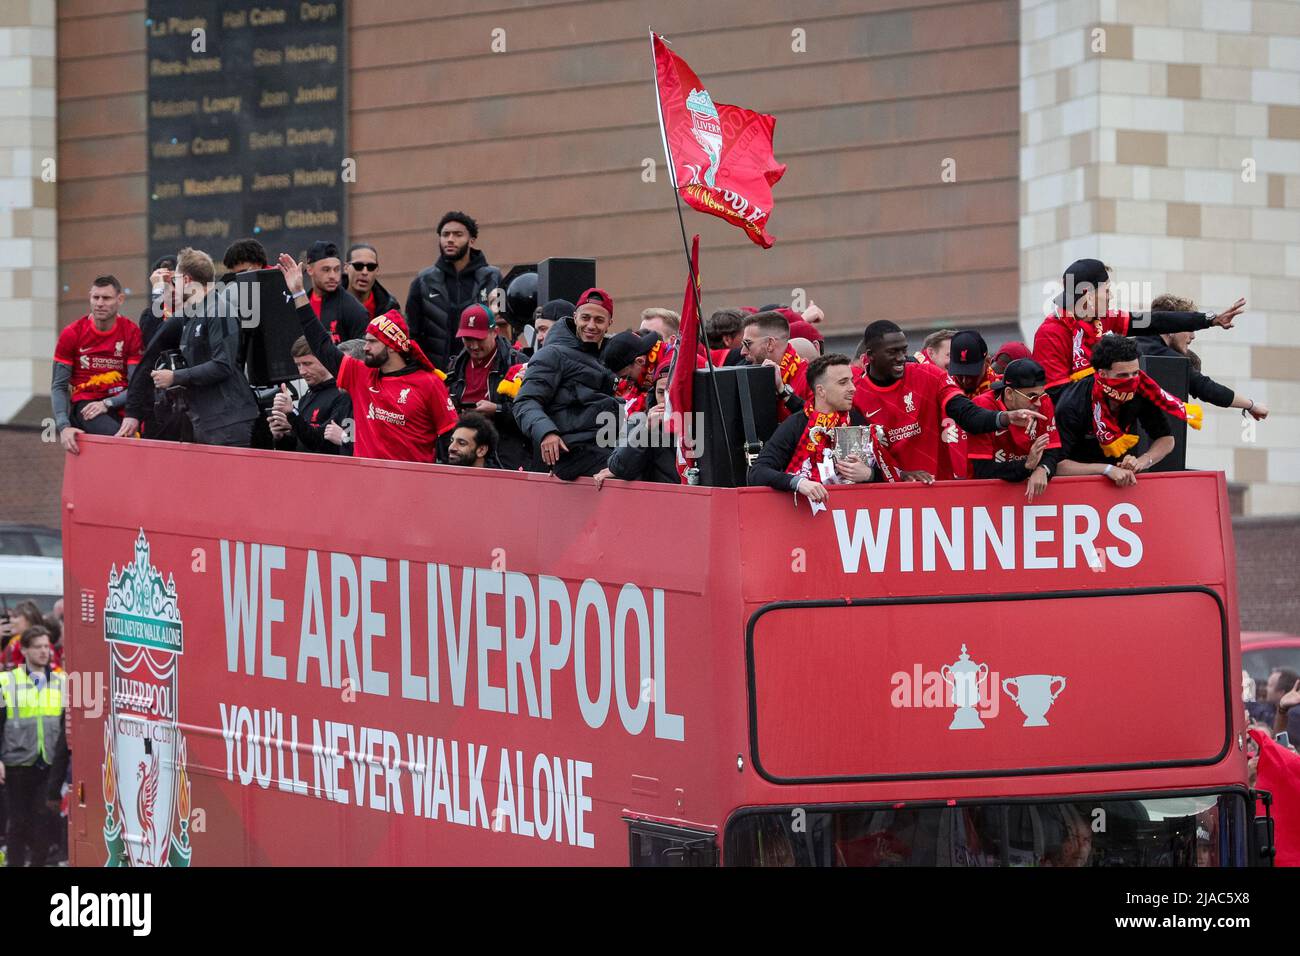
[
  {"x1": 155, "y1": 349, "x2": 189, "y2": 414},
  {"x1": 252, "y1": 385, "x2": 284, "y2": 412}
]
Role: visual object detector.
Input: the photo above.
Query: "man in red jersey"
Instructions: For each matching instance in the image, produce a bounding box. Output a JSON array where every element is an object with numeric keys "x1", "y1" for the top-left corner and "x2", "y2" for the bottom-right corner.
[
  {"x1": 967, "y1": 358, "x2": 1061, "y2": 502},
  {"x1": 53, "y1": 275, "x2": 143, "y2": 455},
  {"x1": 278, "y1": 254, "x2": 456, "y2": 463},
  {"x1": 853, "y1": 320, "x2": 1043, "y2": 483},
  {"x1": 740, "y1": 310, "x2": 812, "y2": 422},
  {"x1": 1033, "y1": 257, "x2": 1244, "y2": 400}
]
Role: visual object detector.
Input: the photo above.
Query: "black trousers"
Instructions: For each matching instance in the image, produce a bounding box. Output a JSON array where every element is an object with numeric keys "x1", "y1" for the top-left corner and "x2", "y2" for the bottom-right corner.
[
  {"x1": 72, "y1": 401, "x2": 122, "y2": 436},
  {"x1": 545, "y1": 442, "x2": 611, "y2": 481},
  {"x1": 5, "y1": 762, "x2": 56, "y2": 867}
]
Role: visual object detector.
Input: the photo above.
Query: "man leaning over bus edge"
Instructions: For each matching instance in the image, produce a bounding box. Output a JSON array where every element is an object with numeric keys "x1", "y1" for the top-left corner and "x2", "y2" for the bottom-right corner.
[{"x1": 966, "y1": 358, "x2": 1060, "y2": 502}]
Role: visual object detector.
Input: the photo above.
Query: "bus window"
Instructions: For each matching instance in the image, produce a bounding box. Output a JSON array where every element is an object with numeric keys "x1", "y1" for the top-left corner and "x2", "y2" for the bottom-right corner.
[
  {"x1": 628, "y1": 821, "x2": 718, "y2": 867},
  {"x1": 724, "y1": 793, "x2": 1249, "y2": 867}
]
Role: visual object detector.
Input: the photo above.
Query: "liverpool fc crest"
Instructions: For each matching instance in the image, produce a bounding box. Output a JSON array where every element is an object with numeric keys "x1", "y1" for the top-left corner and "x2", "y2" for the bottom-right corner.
[{"x1": 101, "y1": 530, "x2": 192, "y2": 867}]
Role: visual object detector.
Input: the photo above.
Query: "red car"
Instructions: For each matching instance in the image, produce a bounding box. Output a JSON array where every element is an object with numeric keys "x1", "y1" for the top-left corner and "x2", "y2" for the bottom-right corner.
[{"x1": 1241, "y1": 632, "x2": 1300, "y2": 689}]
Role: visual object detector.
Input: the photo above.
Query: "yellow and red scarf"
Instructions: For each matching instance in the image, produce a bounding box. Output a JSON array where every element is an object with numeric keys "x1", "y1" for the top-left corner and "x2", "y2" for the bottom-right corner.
[
  {"x1": 786, "y1": 409, "x2": 849, "y2": 476},
  {"x1": 1091, "y1": 370, "x2": 1202, "y2": 457},
  {"x1": 778, "y1": 344, "x2": 805, "y2": 387}
]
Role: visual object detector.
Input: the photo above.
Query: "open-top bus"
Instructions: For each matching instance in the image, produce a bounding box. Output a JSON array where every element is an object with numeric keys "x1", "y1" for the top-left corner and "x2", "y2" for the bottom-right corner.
[{"x1": 63, "y1": 436, "x2": 1265, "y2": 866}]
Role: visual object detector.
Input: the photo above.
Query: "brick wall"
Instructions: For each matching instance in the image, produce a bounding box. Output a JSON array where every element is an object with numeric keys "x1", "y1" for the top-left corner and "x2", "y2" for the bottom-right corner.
[
  {"x1": 1233, "y1": 514, "x2": 1300, "y2": 632},
  {"x1": 0, "y1": 424, "x2": 63, "y2": 528}
]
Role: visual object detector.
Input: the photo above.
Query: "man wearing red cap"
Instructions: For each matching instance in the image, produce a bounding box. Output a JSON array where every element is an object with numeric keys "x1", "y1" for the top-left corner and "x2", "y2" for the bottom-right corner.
[
  {"x1": 512, "y1": 287, "x2": 621, "y2": 479},
  {"x1": 278, "y1": 254, "x2": 457, "y2": 463},
  {"x1": 444, "y1": 303, "x2": 529, "y2": 469}
]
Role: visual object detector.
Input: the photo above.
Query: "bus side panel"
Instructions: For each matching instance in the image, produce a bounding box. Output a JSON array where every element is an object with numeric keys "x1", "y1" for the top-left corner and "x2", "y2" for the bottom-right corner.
[{"x1": 65, "y1": 438, "x2": 730, "y2": 866}]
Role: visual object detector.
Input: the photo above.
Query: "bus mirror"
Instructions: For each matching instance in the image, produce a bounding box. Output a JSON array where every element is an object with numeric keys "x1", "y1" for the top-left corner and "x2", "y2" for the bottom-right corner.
[{"x1": 1252, "y1": 788, "x2": 1276, "y2": 864}]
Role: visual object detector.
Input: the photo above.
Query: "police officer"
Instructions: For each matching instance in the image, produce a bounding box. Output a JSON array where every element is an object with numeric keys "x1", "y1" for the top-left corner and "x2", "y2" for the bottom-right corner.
[{"x1": 0, "y1": 627, "x2": 68, "y2": 867}]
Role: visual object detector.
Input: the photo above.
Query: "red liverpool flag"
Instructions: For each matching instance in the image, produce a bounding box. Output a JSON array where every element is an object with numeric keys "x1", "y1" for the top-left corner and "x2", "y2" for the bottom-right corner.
[
  {"x1": 651, "y1": 32, "x2": 787, "y2": 248},
  {"x1": 665, "y1": 234, "x2": 701, "y2": 478}
]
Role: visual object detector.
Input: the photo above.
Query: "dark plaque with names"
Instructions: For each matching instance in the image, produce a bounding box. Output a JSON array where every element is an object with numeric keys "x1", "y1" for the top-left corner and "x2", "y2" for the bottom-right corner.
[{"x1": 146, "y1": 1, "x2": 347, "y2": 268}]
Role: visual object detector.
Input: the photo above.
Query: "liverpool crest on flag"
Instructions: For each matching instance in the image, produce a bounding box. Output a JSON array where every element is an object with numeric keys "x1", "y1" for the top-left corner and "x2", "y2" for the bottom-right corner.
[{"x1": 651, "y1": 32, "x2": 787, "y2": 248}]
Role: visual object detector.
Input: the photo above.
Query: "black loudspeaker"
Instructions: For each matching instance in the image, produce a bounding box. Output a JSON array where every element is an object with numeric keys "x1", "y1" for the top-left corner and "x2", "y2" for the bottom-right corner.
[
  {"x1": 240, "y1": 268, "x2": 301, "y2": 386},
  {"x1": 537, "y1": 258, "x2": 596, "y2": 306},
  {"x1": 691, "y1": 365, "x2": 780, "y2": 487},
  {"x1": 1135, "y1": 353, "x2": 1189, "y2": 472}
]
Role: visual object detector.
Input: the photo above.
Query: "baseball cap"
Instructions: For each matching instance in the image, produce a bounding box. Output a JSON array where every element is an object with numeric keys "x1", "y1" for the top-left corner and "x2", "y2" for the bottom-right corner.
[
  {"x1": 457, "y1": 304, "x2": 494, "y2": 339},
  {"x1": 948, "y1": 330, "x2": 989, "y2": 376},
  {"x1": 305, "y1": 240, "x2": 340, "y2": 264},
  {"x1": 998, "y1": 357, "x2": 1047, "y2": 391},
  {"x1": 535, "y1": 298, "x2": 574, "y2": 325},
  {"x1": 788, "y1": 319, "x2": 823, "y2": 344},
  {"x1": 1056, "y1": 258, "x2": 1110, "y2": 309},
  {"x1": 576, "y1": 288, "x2": 615, "y2": 319},
  {"x1": 992, "y1": 341, "x2": 1032, "y2": 373},
  {"x1": 602, "y1": 330, "x2": 661, "y2": 373}
]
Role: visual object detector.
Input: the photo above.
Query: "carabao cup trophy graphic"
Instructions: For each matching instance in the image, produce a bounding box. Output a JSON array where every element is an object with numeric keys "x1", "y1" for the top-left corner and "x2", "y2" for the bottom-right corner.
[
  {"x1": 1002, "y1": 674, "x2": 1067, "y2": 727},
  {"x1": 941, "y1": 644, "x2": 989, "y2": 730}
]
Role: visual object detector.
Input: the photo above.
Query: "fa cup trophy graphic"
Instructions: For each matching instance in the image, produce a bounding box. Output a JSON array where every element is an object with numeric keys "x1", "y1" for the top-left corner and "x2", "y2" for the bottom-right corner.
[
  {"x1": 685, "y1": 88, "x2": 723, "y2": 188},
  {"x1": 1002, "y1": 674, "x2": 1067, "y2": 727},
  {"x1": 941, "y1": 644, "x2": 989, "y2": 730}
]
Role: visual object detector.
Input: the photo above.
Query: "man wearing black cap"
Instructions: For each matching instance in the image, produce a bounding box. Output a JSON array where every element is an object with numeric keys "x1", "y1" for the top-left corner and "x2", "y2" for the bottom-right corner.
[
  {"x1": 604, "y1": 329, "x2": 663, "y2": 416},
  {"x1": 527, "y1": 299, "x2": 571, "y2": 357},
  {"x1": 304, "y1": 240, "x2": 370, "y2": 344},
  {"x1": 967, "y1": 358, "x2": 1060, "y2": 502},
  {"x1": 948, "y1": 330, "x2": 993, "y2": 397},
  {"x1": 443, "y1": 303, "x2": 530, "y2": 470},
  {"x1": 1034, "y1": 257, "x2": 1245, "y2": 399},
  {"x1": 405, "y1": 210, "x2": 502, "y2": 372}
]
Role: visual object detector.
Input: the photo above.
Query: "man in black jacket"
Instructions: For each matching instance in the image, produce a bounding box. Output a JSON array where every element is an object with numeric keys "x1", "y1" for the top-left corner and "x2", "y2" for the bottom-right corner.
[
  {"x1": 405, "y1": 211, "x2": 502, "y2": 371},
  {"x1": 593, "y1": 358, "x2": 679, "y2": 487},
  {"x1": 344, "y1": 242, "x2": 401, "y2": 321},
  {"x1": 1138, "y1": 293, "x2": 1269, "y2": 422},
  {"x1": 304, "y1": 240, "x2": 370, "y2": 343},
  {"x1": 749, "y1": 353, "x2": 877, "y2": 503},
  {"x1": 513, "y1": 288, "x2": 620, "y2": 480},
  {"x1": 268, "y1": 336, "x2": 352, "y2": 455},
  {"x1": 124, "y1": 247, "x2": 258, "y2": 446},
  {"x1": 442, "y1": 304, "x2": 530, "y2": 470}
]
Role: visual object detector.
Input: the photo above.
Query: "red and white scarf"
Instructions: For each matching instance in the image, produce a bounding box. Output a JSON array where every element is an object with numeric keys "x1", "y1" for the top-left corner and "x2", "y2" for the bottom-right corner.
[{"x1": 1091, "y1": 370, "x2": 1202, "y2": 457}]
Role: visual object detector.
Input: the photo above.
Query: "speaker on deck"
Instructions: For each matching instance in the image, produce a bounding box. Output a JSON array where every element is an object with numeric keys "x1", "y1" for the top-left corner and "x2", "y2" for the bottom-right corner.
[
  {"x1": 1135, "y1": 352, "x2": 1189, "y2": 472},
  {"x1": 691, "y1": 365, "x2": 780, "y2": 488},
  {"x1": 239, "y1": 267, "x2": 301, "y2": 386},
  {"x1": 537, "y1": 258, "x2": 596, "y2": 307}
]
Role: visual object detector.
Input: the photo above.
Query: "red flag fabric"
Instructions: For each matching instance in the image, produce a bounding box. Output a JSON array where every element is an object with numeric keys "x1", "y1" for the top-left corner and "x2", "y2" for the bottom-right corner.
[
  {"x1": 1251, "y1": 728, "x2": 1300, "y2": 866},
  {"x1": 651, "y1": 33, "x2": 787, "y2": 248},
  {"x1": 665, "y1": 235, "x2": 701, "y2": 479}
]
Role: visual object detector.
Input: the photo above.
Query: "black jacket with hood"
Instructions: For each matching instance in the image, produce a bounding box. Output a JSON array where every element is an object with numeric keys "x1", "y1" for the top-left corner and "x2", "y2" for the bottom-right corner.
[
  {"x1": 342, "y1": 275, "x2": 401, "y2": 322},
  {"x1": 404, "y1": 249, "x2": 502, "y2": 372},
  {"x1": 512, "y1": 317, "x2": 620, "y2": 448}
]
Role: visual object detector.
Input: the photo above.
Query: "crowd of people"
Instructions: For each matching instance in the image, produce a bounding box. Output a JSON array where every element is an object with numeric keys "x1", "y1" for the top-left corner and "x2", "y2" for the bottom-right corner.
[{"x1": 51, "y1": 213, "x2": 1267, "y2": 507}]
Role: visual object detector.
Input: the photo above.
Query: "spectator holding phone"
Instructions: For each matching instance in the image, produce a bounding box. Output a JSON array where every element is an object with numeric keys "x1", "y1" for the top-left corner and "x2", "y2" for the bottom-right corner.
[{"x1": 267, "y1": 337, "x2": 353, "y2": 455}]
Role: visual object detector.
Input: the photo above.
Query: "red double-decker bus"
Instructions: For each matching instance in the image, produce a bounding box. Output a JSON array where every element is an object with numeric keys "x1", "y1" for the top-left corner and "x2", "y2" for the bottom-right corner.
[{"x1": 63, "y1": 437, "x2": 1264, "y2": 866}]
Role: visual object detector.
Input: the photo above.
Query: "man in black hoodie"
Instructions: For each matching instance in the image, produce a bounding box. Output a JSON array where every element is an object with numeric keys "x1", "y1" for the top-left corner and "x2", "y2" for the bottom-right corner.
[
  {"x1": 344, "y1": 242, "x2": 401, "y2": 321},
  {"x1": 405, "y1": 210, "x2": 502, "y2": 371},
  {"x1": 513, "y1": 288, "x2": 620, "y2": 480},
  {"x1": 304, "y1": 240, "x2": 370, "y2": 343}
]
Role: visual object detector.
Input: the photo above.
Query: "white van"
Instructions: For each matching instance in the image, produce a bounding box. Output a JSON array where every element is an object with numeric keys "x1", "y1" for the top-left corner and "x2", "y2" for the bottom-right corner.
[{"x1": 0, "y1": 555, "x2": 64, "y2": 615}]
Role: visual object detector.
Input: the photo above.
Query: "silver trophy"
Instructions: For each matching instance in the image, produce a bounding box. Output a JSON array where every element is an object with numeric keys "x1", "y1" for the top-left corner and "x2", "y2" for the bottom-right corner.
[{"x1": 830, "y1": 425, "x2": 875, "y2": 467}]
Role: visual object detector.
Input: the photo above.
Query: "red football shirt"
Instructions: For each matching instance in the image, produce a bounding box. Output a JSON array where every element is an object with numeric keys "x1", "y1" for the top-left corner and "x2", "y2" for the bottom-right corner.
[
  {"x1": 336, "y1": 356, "x2": 457, "y2": 463},
  {"x1": 852, "y1": 362, "x2": 964, "y2": 479},
  {"x1": 966, "y1": 390, "x2": 1060, "y2": 476},
  {"x1": 1033, "y1": 309, "x2": 1131, "y2": 389},
  {"x1": 53, "y1": 315, "x2": 143, "y2": 403}
]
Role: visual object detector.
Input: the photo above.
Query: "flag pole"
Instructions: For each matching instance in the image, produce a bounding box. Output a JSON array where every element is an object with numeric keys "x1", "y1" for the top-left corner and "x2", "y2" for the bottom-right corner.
[{"x1": 650, "y1": 29, "x2": 737, "y2": 487}]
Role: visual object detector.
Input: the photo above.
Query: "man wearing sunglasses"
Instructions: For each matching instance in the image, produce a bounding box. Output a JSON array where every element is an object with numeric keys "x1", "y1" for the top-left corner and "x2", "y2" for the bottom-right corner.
[
  {"x1": 344, "y1": 243, "x2": 401, "y2": 321},
  {"x1": 967, "y1": 358, "x2": 1060, "y2": 502}
]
